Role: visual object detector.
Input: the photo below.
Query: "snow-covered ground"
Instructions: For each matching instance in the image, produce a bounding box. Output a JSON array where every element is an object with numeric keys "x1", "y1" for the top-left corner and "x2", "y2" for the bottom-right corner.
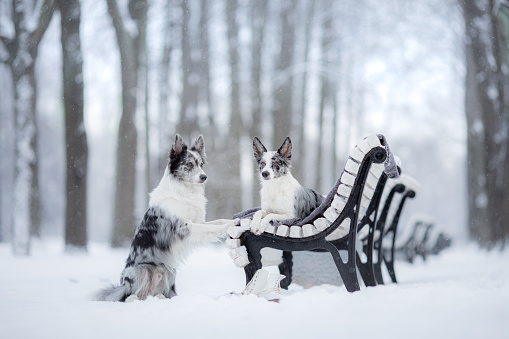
[{"x1": 0, "y1": 240, "x2": 508, "y2": 339}]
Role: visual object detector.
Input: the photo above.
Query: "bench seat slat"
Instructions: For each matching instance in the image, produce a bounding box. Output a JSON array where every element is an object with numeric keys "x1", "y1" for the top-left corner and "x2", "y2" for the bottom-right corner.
[
  {"x1": 349, "y1": 147, "x2": 365, "y2": 162},
  {"x1": 302, "y1": 224, "x2": 316, "y2": 237},
  {"x1": 337, "y1": 183, "x2": 352, "y2": 198},
  {"x1": 314, "y1": 217, "x2": 331, "y2": 231},
  {"x1": 264, "y1": 224, "x2": 277, "y2": 234},
  {"x1": 332, "y1": 194, "x2": 347, "y2": 210},
  {"x1": 345, "y1": 159, "x2": 360, "y2": 175},
  {"x1": 367, "y1": 134, "x2": 382, "y2": 148},
  {"x1": 371, "y1": 163, "x2": 384, "y2": 176},
  {"x1": 341, "y1": 171, "x2": 356, "y2": 186},
  {"x1": 276, "y1": 225, "x2": 289, "y2": 237},
  {"x1": 289, "y1": 226, "x2": 303, "y2": 238},
  {"x1": 363, "y1": 185, "x2": 375, "y2": 200},
  {"x1": 324, "y1": 207, "x2": 340, "y2": 223},
  {"x1": 366, "y1": 172, "x2": 380, "y2": 189},
  {"x1": 357, "y1": 138, "x2": 372, "y2": 154},
  {"x1": 361, "y1": 195, "x2": 372, "y2": 209},
  {"x1": 325, "y1": 218, "x2": 351, "y2": 241}
]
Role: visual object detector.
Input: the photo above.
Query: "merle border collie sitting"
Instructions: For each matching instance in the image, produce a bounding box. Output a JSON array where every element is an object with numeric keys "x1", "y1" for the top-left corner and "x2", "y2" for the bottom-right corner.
[
  {"x1": 95, "y1": 134, "x2": 237, "y2": 302},
  {"x1": 250, "y1": 136, "x2": 324, "y2": 235}
]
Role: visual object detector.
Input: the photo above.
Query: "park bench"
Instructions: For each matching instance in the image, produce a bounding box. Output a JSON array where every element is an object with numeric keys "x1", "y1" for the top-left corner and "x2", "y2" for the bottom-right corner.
[
  {"x1": 374, "y1": 174, "x2": 419, "y2": 283},
  {"x1": 227, "y1": 134, "x2": 399, "y2": 292},
  {"x1": 396, "y1": 215, "x2": 452, "y2": 263},
  {"x1": 430, "y1": 230, "x2": 452, "y2": 255},
  {"x1": 408, "y1": 218, "x2": 434, "y2": 262}
]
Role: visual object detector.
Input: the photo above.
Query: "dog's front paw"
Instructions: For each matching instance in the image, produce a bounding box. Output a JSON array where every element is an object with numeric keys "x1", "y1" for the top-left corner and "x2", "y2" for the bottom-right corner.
[
  {"x1": 250, "y1": 210, "x2": 264, "y2": 235},
  {"x1": 227, "y1": 218, "x2": 240, "y2": 228},
  {"x1": 258, "y1": 217, "x2": 274, "y2": 235}
]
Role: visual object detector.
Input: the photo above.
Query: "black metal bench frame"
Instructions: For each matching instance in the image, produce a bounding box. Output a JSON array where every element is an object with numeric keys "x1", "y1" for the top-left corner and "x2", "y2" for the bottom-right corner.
[
  {"x1": 334, "y1": 171, "x2": 389, "y2": 287},
  {"x1": 377, "y1": 187, "x2": 416, "y2": 283}
]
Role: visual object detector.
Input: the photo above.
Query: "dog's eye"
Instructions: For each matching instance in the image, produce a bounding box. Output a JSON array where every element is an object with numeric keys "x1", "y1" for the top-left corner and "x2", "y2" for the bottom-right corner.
[
  {"x1": 274, "y1": 164, "x2": 280, "y2": 171},
  {"x1": 187, "y1": 162, "x2": 194, "y2": 169},
  {"x1": 260, "y1": 162, "x2": 266, "y2": 167}
]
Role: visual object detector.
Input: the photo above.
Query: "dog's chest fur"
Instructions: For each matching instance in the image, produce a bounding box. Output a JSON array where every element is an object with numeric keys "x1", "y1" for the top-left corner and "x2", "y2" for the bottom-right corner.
[
  {"x1": 149, "y1": 174, "x2": 207, "y2": 223},
  {"x1": 260, "y1": 174, "x2": 300, "y2": 216}
]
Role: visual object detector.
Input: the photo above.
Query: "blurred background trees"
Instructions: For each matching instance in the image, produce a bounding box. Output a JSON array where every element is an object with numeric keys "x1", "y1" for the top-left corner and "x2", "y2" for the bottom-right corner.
[
  {"x1": 0, "y1": 0, "x2": 55, "y2": 254},
  {"x1": 57, "y1": 0, "x2": 88, "y2": 251},
  {"x1": 0, "y1": 0, "x2": 507, "y2": 254},
  {"x1": 460, "y1": 0, "x2": 509, "y2": 248}
]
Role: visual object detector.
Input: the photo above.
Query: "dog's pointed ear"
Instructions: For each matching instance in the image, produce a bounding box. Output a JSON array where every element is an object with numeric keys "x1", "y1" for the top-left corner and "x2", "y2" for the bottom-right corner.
[
  {"x1": 171, "y1": 134, "x2": 186, "y2": 159},
  {"x1": 191, "y1": 134, "x2": 207, "y2": 163},
  {"x1": 253, "y1": 137, "x2": 267, "y2": 162},
  {"x1": 278, "y1": 137, "x2": 292, "y2": 160}
]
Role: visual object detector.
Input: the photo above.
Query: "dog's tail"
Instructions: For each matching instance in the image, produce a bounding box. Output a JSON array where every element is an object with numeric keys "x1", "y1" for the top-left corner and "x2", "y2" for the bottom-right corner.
[{"x1": 94, "y1": 284, "x2": 129, "y2": 302}]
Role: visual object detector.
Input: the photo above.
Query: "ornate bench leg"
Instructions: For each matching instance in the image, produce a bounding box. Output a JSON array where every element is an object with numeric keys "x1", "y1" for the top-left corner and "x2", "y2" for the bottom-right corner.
[
  {"x1": 244, "y1": 262, "x2": 258, "y2": 285},
  {"x1": 356, "y1": 233, "x2": 377, "y2": 287},
  {"x1": 383, "y1": 247, "x2": 398, "y2": 283},
  {"x1": 242, "y1": 234, "x2": 264, "y2": 285},
  {"x1": 373, "y1": 240, "x2": 385, "y2": 284},
  {"x1": 324, "y1": 242, "x2": 360, "y2": 292},
  {"x1": 278, "y1": 251, "x2": 293, "y2": 290}
]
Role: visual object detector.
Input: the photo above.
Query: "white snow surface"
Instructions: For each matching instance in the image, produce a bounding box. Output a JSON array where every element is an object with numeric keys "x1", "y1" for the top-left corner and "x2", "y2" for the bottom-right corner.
[{"x1": 0, "y1": 240, "x2": 508, "y2": 339}]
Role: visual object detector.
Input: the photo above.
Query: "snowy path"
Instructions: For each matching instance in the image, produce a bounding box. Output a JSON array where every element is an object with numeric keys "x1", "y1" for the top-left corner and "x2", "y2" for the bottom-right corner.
[{"x1": 0, "y1": 241, "x2": 508, "y2": 339}]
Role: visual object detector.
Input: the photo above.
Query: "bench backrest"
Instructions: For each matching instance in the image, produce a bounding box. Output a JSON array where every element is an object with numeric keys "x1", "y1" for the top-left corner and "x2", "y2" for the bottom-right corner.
[{"x1": 261, "y1": 134, "x2": 399, "y2": 241}]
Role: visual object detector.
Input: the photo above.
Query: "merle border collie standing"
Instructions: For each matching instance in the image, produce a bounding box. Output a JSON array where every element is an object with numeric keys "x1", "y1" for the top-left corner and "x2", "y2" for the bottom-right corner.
[
  {"x1": 95, "y1": 134, "x2": 236, "y2": 302},
  {"x1": 250, "y1": 136, "x2": 324, "y2": 235}
]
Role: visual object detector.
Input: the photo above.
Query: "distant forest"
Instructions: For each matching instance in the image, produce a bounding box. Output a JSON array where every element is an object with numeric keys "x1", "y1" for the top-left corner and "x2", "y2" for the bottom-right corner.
[{"x1": 0, "y1": 0, "x2": 507, "y2": 254}]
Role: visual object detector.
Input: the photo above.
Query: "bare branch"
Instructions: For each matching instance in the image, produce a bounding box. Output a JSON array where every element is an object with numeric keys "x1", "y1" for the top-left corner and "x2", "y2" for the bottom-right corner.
[
  {"x1": 30, "y1": 0, "x2": 56, "y2": 51},
  {"x1": 106, "y1": 0, "x2": 126, "y2": 48}
]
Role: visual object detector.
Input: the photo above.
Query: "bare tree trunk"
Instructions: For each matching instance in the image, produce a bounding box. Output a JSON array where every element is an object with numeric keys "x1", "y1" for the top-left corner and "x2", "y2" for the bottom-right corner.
[
  {"x1": 225, "y1": 0, "x2": 242, "y2": 215},
  {"x1": 199, "y1": 0, "x2": 213, "y2": 137},
  {"x1": 461, "y1": 0, "x2": 509, "y2": 247},
  {"x1": 249, "y1": 0, "x2": 268, "y2": 207},
  {"x1": 317, "y1": 2, "x2": 335, "y2": 193},
  {"x1": 2, "y1": 0, "x2": 55, "y2": 255},
  {"x1": 58, "y1": 0, "x2": 88, "y2": 251},
  {"x1": 143, "y1": 42, "x2": 151, "y2": 198},
  {"x1": 107, "y1": 0, "x2": 148, "y2": 247},
  {"x1": 294, "y1": 0, "x2": 315, "y2": 184},
  {"x1": 178, "y1": 0, "x2": 199, "y2": 138},
  {"x1": 158, "y1": 0, "x2": 174, "y2": 173},
  {"x1": 273, "y1": 0, "x2": 296, "y2": 140}
]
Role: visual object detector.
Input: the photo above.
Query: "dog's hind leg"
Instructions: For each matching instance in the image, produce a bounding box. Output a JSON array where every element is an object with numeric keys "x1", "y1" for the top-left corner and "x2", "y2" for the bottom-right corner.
[
  {"x1": 164, "y1": 284, "x2": 177, "y2": 299},
  {"x1": 125, "y1": 294, "x2": 140, "y2": 302}
]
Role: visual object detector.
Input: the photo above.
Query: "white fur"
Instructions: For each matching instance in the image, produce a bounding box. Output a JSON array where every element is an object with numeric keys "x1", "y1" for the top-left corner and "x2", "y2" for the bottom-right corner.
[
  {"x1": 149, "y1": 167, "x2": 207, "y2": 224},
  {"x1": 251, "y1": 166, "x2": 301, "y2": 235},
  {"x1": 259, "y1": 152, "x2": 277, "y2": 180},
  {"x1": 149, "y1": 167, "x2": 237, "y2": 268}
]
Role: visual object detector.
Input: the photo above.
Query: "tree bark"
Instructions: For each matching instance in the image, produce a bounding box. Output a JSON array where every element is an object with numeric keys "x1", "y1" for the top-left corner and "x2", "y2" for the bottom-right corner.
[
  {"x1": 249, "y1": 0, "x2": 268, "y2": 207},
  {"x1": 58, "y1": 0, "x2": 88, "y2": 251},
  {"x1": 158, "y1": 0, "x2": 174, "y2": 173},
  {"x1": 4, "y1": 0, "x2": 55, "y2": 255},
  {"x1": 273, "y1": 0, "x2": 296, "y2": 140},
  {"x1": 225, "y1": 0, "x2": 242, "y2": 215},
  {"x1": 293, "y1": 0, "x2": 315, "y2": 185},
  {"x1": 107, "y1": 0, "x2": 147, "y2": 247},
  {"x1": 461, "y1": 0, "x2": 509, "y2": 247},
  {"x1": 178, "y1": 0, "x2": 199, "y2": 137}
]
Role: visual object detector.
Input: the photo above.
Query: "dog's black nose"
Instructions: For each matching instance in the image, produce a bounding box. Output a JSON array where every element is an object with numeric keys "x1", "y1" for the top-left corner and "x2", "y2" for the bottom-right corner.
[
  {"x1": 200, "y1": 174, "x2": 207, "y2": 182},
  {"x1": 262, "y1": 171, "x2": 270, "y2": 178}
]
